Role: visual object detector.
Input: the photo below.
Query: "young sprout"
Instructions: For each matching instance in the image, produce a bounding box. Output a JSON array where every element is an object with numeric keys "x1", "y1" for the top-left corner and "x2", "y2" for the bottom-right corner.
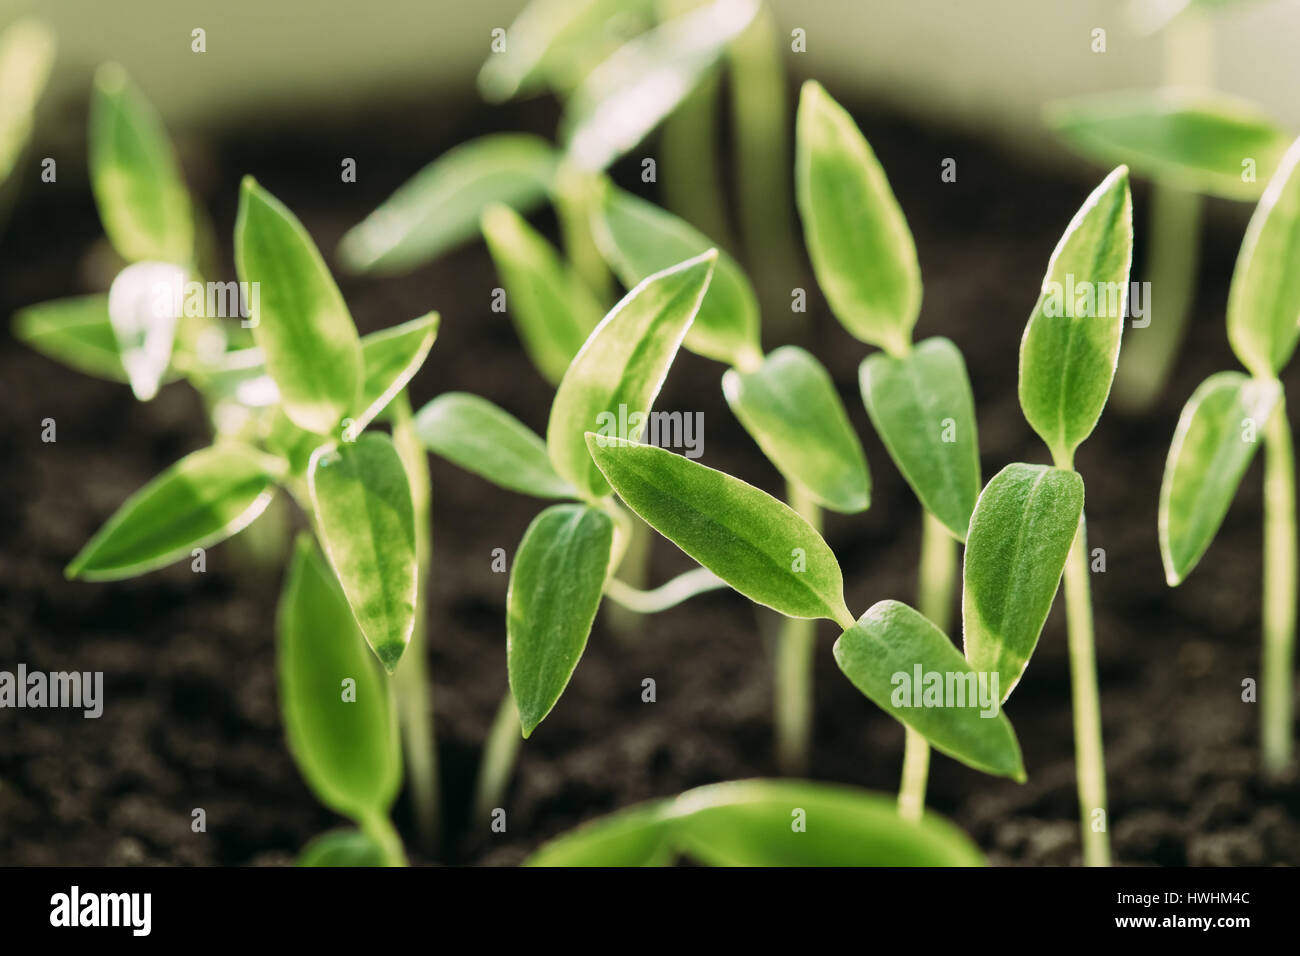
[
  {"x1": 1159, "y1": 136, "x2": 1300, "y2": 777},
  {"x1": 794, "y1": 81, "x2": 981, "y2": 818},
  {"x1": 524, "y1": 779, "x2": 985, "y2": 867}
]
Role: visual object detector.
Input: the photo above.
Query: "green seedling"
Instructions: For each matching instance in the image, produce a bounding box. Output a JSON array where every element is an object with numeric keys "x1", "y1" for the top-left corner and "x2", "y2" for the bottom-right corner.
[
  {"x1": 524, "y1": 778, "x2": 985, "y2": 867},
  {"x1": 793, "y1": 81, "x2": 982, "y2": 818},
  {"x1": 1159, "y1": 136, "x2": 1300, "y2": 777},
  {"x1": 1047, "y1": 0, "x2": 1293, "y2": 411}
]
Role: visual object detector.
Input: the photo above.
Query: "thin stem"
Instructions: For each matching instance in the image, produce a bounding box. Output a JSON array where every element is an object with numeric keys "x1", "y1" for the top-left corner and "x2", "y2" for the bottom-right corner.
[
  {"x1": 899, "y1": 510, "x2": 956, "y2": 820},
  {"x1": 659, "y1": 66, "x2": 733, "y2": 249},
  {"x1": 1262, "y1": 399, "x2": 1295, "y2": 777},
  {"x1": 553, "y1": 162, "x2": 612, "y2": 306},
  {"x1": 361, "y1": 812, "x2": 407, "y2": 867},
  {"x1": 473, "y1": 691, "x2": 523, "y2": 825},
  {"x1": 604, "y1": 508, "x2": 654, "y2": 639},
  {"x1": 1063, "y1": 513, "x2": 1111, "y2": 866},
  {"x1": 603, "y1": 566, "x2": 727, "y2": 614},
  {"x1": 775, "y1": 482, "x2": 819, "y2": 774}
]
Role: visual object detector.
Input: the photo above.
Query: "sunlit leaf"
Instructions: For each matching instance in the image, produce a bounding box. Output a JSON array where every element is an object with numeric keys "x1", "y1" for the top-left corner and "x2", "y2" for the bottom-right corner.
[
  {"x1": 344, "y1": 313, "x2": 440, "y2": 441},
  {"x1": 0, "y1": 18, "x2": 55, "y2": 184},
  {"x1": 12, "y1": 295, "x2": 131, "y2": 383}
]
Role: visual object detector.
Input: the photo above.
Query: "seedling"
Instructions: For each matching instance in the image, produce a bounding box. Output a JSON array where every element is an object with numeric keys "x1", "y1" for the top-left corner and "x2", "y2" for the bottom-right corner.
[{"x1": 1159, "y1": 135, "x2": 1300, "y2": 778}]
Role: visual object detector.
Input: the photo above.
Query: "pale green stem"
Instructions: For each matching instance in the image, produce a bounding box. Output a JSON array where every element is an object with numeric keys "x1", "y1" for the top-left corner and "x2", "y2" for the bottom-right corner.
[
  {"x1": 473, "y1": 691, "x2": 523, "y2": 824},
  {"x1": 775, "y1": 482, "x2": 819, "y2": 774},
  {"x1": 553, "y1": 162, "x2": 612, "y2": 305},
  {"x1": 660, "y1": 67, "x2": 733, "y2": 249},
  {"x1": 361, "y1": 812, "x2": 407, "y2": 867},
  {"x1": 1063, "y1": 512, "x2": 1111, "y2": 866},
  {"x1": 1262, "y1": 399, "x2": 1296, "y2": 776},
  {"x1": 604, "y1": 509, "x2": 654, "y2": 639},
  {"x1": 603, "y1": 567, "x2": 727, "y2": 614}
]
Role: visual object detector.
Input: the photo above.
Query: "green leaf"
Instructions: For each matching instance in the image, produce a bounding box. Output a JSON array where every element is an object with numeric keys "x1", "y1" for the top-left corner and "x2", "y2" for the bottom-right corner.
[
  {"x1": 264, "y1": 406, "x2": 326, "y2": 478},
  {"x1": 11, "y1": 295, "x2": 132, "y2": 382},
  {"x1": 586, "y1": 436, "x2": 853, "y2": 624},
  {"x1": 508, "y1": 503, "x2": 614, "y2": 736},
  {"x1": 66, "y1": 443, "x2": 278, "y2": 581},
  {"x1": 481, "y1": 202, "x2": 603, "y2": 385},
  {"x1": 795, "y1": 80, "x2": 921, "y2": 355},
  {"x1": 524, "y1": 801, "x2": 673, "y2": 867},
  {"x1": 1019, "y1": 166, "x2": 1133, "y2": 465},
  {"x1": 308, "y1": 434, "x2": 417, "y2": 672},
  {"x1": 1045, "y1": 90, "x2": 1289, "y2": 201},
  {"x1": 1227, "y1": 136, "x2": 1300, "y2": 378},
  {"x1": 962, "y1": 464, "x2": 1084, "y2": 701},
  {"x1": 547, "y1": 250, "x2": 716, "y2": 500},
  {"x1": 88, "y1": 63, "x2": 193, "y2": 265},
  {"x1": 722, "y1": 346, "x2": 870, "y2": 513},
  {"x1": 1159, "y1": 372, "x2": 1281, "y2": 585},
  {"x1": 337, "y1": 134, "x2": 558, "y2": 275},
  {"x1": 297, "y1": 829, "x2": 388, "y2": 867},
  {"x1": 278, "y1": 536, "x2": 401, "y2": 823},
  {"x1": 344, "y1": 313, "x2": 440, "y2": 441},
  {"x1": 833, "y1": 601, "x2": 1025, "y2": 780},
  {"x1": 0, "y1": 18, "x2": 55, "y2": 184},
  {"x1": 415, "y1": 392, "x2": 576, "y2": 499},
  {"x1": 860, "y1": 337, "x2": 980, "y2": 539},
  {"x1": 592, "y1": 185, "x2": 762, "y2": 368},
  {"x1": 668, "y1": 780, "x2": 986, "y2": 866},
  {"x1": 236, "y1": 176, "x2": 363, "y2": 435},
  {"x1": 559, "y1": 0, "x2": 759, "y2": 171}
]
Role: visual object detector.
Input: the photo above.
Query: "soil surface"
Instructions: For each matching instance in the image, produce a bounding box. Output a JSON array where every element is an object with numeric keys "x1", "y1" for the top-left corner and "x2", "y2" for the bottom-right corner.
[{"x1": 2, "y1": 88, "x2": 1297, "y2": 866}]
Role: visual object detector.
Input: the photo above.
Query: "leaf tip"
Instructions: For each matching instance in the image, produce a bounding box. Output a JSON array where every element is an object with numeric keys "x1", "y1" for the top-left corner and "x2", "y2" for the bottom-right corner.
[
  {"x1": 374, "y1": 640, "x2": 405, "y2": 674},
  {"x1": 93, "y1": 61, "x2": 127, "y2": 96}
]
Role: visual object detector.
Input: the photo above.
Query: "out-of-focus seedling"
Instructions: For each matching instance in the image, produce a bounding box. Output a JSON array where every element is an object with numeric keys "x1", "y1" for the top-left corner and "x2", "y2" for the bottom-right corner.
[{"x1": 0, "y1": 18, "x2": 55, "y2": 224}]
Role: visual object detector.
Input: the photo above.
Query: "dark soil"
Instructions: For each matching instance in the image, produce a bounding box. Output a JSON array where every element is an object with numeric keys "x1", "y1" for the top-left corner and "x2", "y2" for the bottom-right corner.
[{"x1": 2, "y1": 87, "x2": 1297, "y2": 867}]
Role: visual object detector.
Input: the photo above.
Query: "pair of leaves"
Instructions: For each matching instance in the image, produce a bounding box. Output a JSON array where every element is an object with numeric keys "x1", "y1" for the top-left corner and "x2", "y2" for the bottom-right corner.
[
  {"x1": 526, "y1": 779, "x2": 985, "y2": 866},
  {"x1": 1019, "y1": 166, "x2": 1133, "y2": 466},
  {"x1": 278, "y1": 536, "x2": 401, "y2": 825}
]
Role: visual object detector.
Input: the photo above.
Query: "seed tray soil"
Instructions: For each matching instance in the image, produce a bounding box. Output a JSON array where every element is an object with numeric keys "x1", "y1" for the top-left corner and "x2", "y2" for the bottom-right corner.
[{"x1": 1, "y1": 90, "x2": 1297, "y2": 866}]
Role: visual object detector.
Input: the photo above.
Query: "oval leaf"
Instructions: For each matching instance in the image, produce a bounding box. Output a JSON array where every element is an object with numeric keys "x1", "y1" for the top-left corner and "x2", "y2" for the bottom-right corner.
[
  {"x1": 297, "y1": 829, "x2": 388, "y2": 867},
  {"x1": 0, "y1": 19, "x2": 55, "y2": 183},
  {"x1": 89, "y1": 63, "x2": 193, "y2": 265},
  {"x1": 67, "y1": 443, "x2": 277, "y2": 581},
  {"x1": 586, "y1": 436, "x2": 852, "y2": 624},
  {"x1": 860, "y1": 336, "x2": 980, "y2": 539},
  {"x1": 547, "y1": 250, "x2": 716, "y2": 500},
  {"x1": 508, "y1": 503, "x2": 614, "y2": 736},
  {"x1": 833, "y1": 600, "x2": 1024, "y2": 780},
  {"x1": 1019, "y1": 166, "x2": 1133, "y2": 465},
  {"x1": 593, "y1": 185, "x2": 762, "y2": 368},
  {"x1": 12, "y1": 295, "x2": 130, "y2": 382},
  {"x1": 308, "y1": 434, "x2": 417, "y2": 671},
  {"x1": 1226, "y1": 136, "x2": 1300, "y2": 378},
  {"x1": 1160, "y1": 372, "x2": 1281, "y2": 585},
  {"x1": 524, "y1": 800, "x2": 673, "y2": 867},
  {"x1": 1045, "y1": 90, "x2": 1289, "y2": 201},
  {"x1": 337, "y1": 134, "x2": 558, "y2": 275},
  {"x1": 415, "y1": 392, "x2": 576, "y2": 499},
  {"x1": 278, "y1": 536, "x2": 401, "y2": 823},
  {"x1": 962, "y1": 464, "x2": 1084, "y2": 701},
  {"x1": 796, "y1": 80, "x2": 921, "y2": 355},
  {"x1": 344, "y1": 312, "x2": 440, "y2": 441},
  {"x1": 723, "y1": 345, "x2": 870, "y2": 513},
  {"x1": 236, "y1": 177, "x2": 363, "y2": 435},
  {"x1": 481, "y1": 202, "x2": 603, "y2": 385}
]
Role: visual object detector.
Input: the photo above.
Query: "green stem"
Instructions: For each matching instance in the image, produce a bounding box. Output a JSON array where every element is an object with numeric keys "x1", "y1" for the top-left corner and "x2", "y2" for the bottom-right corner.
[
  {"x1": 603, "y1": 566, "x2": 727, "y2": 613},
  {"x1": 604, "y1": 508, "x2": 654, "y2": 639},
  {"x1": 553, "y1": 162, "x2": 612, "y2": 306},
  {"x1": 473, "y1": 691, "x2": 523, "y2": 824},
  {"x1": 1262, "y1": 399, "x2": 1295, "y2": 777},
  {"x1": 659, "y1": 66, "x2": 733, "y2": 249},
  {"x1": 1063, "y1": 513, "x2": 1111, "y2": 866},
  {"x1": 361, "y1": 812, "x2": 407, "y2": 867},
  {"x1": 775, "y1": 482, "x2": 819, "y2": 774}
]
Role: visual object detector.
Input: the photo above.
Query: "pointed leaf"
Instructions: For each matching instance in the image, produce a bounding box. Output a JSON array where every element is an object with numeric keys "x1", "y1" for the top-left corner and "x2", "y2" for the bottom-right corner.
[
  {"x1": 547, "y1": 250, "x2": 716, "y2": 499},
  {"x1": 297, "y1": 829, "x2": 388, "y2": 867},
  {"x1": 278, "y1": 536, "x2": 401, "y2": 823},
  {"x1": 481, "y1": 203, "x2": 603, "y2": 385},
  {"x1": 587, "y1": 436, "x2": 852, "y2": 624},
  {"x1": 1227, "y1": 136, "x2": 1300, "y2": 378},
  {"x1": 860, "y1": 337, "x2": 980, "y2": 539},
  {"x1": 1019, "y1": 166, "x2": 1133, "y2": 465},
  {"x1": 88, "y1": 63, "x2": 193, "y2": 265},
  {"x1": 308, "y1": 434, "x2": 417, "y2": 671},
  {"x1": 833, "y1": 600, "x2": 1024, "y2": 780},
  {"x1": 963, "y1": 464, "x2": 1084, "y2": 701},
  {"x1": 795, "y1": 80, "x2": 921, "y2": 355},
  {"x1": 0, "y1": 18, "x2": 55, "y2": 183},
  {"x1": 1160, "y1": 372, "x2": 1280, "y2": 585},
  {"x1": 236, "y1": 177, "x2": 363, "y2": 435},
  {"x1": 723, "y1": 345, "x2": 870, "y2": 513},
  {"x1": 66, "y1": 443, "x2": 278, "y2": 581},
  {"x1": 415, "y1": 392, "x2": 576, "y2": 499},
  {"x1": 337, "y1": 134, "x2": 558, "y2": 274},
  {"x1": 344, "y1": 313, "x2": 440, "y2": 441},
  {"x1": 508, "y1": 503, "x2": 614, "y2": 736},
  {"x1": 524, "y1": 800, "x2": 673, "y2": 867},
  {"x1": 106, "y1": 260, "x2": 184, "y2": 401},
  {"x1": 12, "y1": 295, "x2": 131, "y2": 382},
  {"x1": 593, "y1": 186, "x2": 762, "y2": 368}
]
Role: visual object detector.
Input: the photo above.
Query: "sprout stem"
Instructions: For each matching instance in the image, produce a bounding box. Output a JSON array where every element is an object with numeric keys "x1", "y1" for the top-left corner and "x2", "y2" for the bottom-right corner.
[
  {"x1": 473, "y1": 691, "x2": 523, "y2": 825},
  {"x1": 603, "y1": 566, "x2": 727, "y2": 614},
  {"x1": 604, "y1": 510, "x2": 654, "y2": 639},
  {"x1": 775, "y1": 482, "x2": 819, "y2": 774},
  {"x1": 660, "y1": 66, "x2": 733, "y2": 251},
  {"x1": 1063, "y1": 513, "x2": 1111, "y2": 866},
  {"x1": 362, "y1": 812, "x2": 408, "y2": 867},
  {"x1": 1262, "y1": 400, "x2": 1295, "y2": 776}
]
